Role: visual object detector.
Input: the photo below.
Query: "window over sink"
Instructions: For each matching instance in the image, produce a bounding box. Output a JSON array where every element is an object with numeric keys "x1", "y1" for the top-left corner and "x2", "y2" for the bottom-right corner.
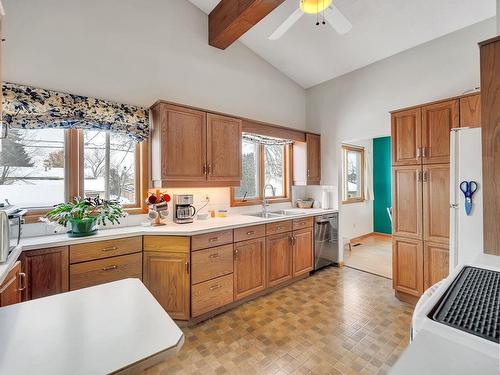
[{"x1": 232, "y1": 134, "x2": 291, "y2": 206}]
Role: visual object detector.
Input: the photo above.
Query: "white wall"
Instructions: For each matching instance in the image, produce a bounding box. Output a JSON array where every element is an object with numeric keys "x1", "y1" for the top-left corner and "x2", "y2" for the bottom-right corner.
[
  {"x1": 340, "y1": 139, "x2": 373, "y2": 245},
  {"x1": 306, "y1": 18, "x2": 496, "y2": 261},
  {"x1": 498, "y1": 0, "x2": 500, "y2": 32},
  {"x1": 2, "y1": 0, "x2": 306, "y2": 130}
]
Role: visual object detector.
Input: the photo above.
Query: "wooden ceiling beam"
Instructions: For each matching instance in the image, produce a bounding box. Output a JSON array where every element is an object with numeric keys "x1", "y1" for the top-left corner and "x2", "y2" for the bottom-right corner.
[{"x1": 209, "y1": 0, "x2": 285, "y2": 50}]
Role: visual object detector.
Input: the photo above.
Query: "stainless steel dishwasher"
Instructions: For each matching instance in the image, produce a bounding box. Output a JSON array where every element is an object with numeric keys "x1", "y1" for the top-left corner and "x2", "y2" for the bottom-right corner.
[{"x1": 314, "y1": 213, "x2": 339, "y2": 270}]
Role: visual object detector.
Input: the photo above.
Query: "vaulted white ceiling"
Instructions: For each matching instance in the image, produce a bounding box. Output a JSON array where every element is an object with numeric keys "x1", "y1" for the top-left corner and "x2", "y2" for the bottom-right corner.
[{"x1": 188, "y1": 0, "x2": 496, "y2": 88}]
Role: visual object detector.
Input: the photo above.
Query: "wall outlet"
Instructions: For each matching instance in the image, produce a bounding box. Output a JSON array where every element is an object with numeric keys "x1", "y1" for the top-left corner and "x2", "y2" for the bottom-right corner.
[{"x1": 204, "y1": 193, "x2": 210, "y2": 202}]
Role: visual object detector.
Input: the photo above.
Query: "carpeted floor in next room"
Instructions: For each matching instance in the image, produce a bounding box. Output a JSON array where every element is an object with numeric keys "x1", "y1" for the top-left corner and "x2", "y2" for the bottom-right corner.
[{"x1": 143, "y1": 266, "x2": 413, "y2": 375}]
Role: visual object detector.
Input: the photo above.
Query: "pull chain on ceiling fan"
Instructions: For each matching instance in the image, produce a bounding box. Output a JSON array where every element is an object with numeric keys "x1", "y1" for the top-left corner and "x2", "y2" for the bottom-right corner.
[{"x1": 269, "y1": 0, "x2": 352, "y2": 40}]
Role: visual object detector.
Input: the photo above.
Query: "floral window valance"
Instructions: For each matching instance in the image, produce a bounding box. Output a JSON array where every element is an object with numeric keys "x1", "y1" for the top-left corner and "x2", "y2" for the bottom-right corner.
[{"x1": 2, "y1": 82, "x2": 149, "y2": 142}]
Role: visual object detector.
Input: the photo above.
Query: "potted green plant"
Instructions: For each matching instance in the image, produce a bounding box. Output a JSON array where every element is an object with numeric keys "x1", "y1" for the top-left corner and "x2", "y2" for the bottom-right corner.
[{"x1": 44, "y1": 197, "x2": 126, "y2": 237}]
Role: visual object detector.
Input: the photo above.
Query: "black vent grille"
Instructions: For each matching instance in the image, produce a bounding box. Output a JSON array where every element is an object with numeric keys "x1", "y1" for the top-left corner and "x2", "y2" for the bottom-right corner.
[{"x1": 430, "y1": 266, "x2": 500, "y2": 343}]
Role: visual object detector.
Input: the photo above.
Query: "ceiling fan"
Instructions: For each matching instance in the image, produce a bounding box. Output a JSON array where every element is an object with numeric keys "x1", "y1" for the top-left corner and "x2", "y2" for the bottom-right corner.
[{"x1": 269, "y1": 0, "x2": 352, "y2": 40}]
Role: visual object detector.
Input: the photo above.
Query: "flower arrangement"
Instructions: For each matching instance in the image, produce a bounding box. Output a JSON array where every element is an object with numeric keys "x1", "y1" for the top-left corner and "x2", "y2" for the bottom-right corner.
[{"x1": 43, "y1": 197, "x2": 126, "y2": 237}]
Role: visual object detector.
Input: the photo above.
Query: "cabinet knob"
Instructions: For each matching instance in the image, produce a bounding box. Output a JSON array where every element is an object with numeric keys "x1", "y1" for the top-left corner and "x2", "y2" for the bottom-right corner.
[
  {"x1": 208, "y1": 237, "x2": 218, "y2": 243},
  {"x1": 185, "y1": 262, "x2": 190, "y2": 274},
  {"x1": 209, "y1": 284, "x2": 222, "y2": 291},
  {"x1": 246, "y1": 231, "x2": 255, "y2": 235},
  {"x1": 18, "y1": 272, "x2": 27, "y2": 291},
  {"x1": 102, "y1": 246, "x2": 117, "y2": 252},
  {"x1": 208, "y1": 253, "x2": 219, "y2": 259}
]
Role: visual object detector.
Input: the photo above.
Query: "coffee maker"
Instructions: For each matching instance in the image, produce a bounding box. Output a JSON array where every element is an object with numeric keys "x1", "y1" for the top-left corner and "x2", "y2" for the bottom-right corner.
[{"x1": 173, "y1": 194, "x2": 197, "y2": 224}]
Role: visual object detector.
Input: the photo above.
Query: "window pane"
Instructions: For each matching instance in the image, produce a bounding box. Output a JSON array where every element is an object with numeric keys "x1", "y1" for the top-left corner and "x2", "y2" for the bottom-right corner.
[
  {"x1": 346, "y1": 149, "x2": 362, "y2": 199},
  {"x1": 83, "y1": 130, "x2": 137, "y2": 205},
  {"x1": 0, "y1": 128, "x2": 65, "y2": 208},
  {"x1": 234, "y1": 140, "x2": 259, "y2": 199},
  {"x1": 264, "y1": 144, "x2": 284, "y2": 197}
]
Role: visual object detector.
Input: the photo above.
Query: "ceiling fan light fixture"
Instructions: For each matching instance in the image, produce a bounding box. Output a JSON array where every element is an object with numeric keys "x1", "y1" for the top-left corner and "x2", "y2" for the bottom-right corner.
[{"x1": 299, "y1": 0, "x2": 332, "y2": 14}]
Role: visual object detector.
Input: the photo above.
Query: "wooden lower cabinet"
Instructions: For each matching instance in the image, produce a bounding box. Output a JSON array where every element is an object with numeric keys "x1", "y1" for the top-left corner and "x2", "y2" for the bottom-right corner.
[
  {"x1": 0, "y1": 261, "x2": 23, "y2": 307},
  {"x1": 191, "y1": 274, "x2": 233, "y2": 317},
  {"x1": 21, "y1": 246, "x2": 69, "y2": 301},
  {"x1": 424, "y1": 242, "x2": 449, "y2": 290},
  {"x1": 392, "y1": 165, "x2": 422, "y2": 239},
  {"x1": 292, "y1": 228, "x2": 313, "y2": 277},
  {"x1": 143, "y1": 251, "x2": 190, "y2": 320},
  {"x1": 69, "y1": 253, "x2": 142, "y2": 291},
  {"x1": 234, "y1": 237, "x2": 266, "y2": 300},
  {"x1": 266, "y1": 232, "x2": 293, "y2": 287},
  {"x1": 392, "y1": 236, "x2": 423, "y2": 297}
]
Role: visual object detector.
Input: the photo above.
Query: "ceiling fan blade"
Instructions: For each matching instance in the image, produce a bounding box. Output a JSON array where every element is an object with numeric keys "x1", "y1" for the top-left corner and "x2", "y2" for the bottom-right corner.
[
  {"x1": 269, "y1": 8, "x2": 303, "y2": 40},
  {"x1": 324, "y1": 4, "x2": 352, "y2": 34}
]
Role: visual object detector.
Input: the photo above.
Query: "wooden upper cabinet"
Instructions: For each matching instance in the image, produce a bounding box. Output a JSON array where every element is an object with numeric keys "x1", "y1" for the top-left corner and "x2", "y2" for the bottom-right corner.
[
  {"x1": 234, "y1": 237, "x2": 266, "y2": 300},
  {"x1": 424, "y1": 241, "x2": 449, "y2": 290},
  {"x1": 391, "y1": 108, "x2": 422, "y2": 166},
  {"x1": 392, "y1": 165, "x2": 422, "y2": 239},
  {"x1": 392, "y1": 236, "x2": 423, "y2": 296},
  {"x1": 266, "y1": 232, "x2": 293, "y2": 288},
  {"x1": 206, "y1": 114, "x2": 242, "y2": 182},
  {"x1": 0, "y1": 261, "x2": 23, "y2": 307},
  {"x1": 158, "y1": 104, "x2": 207, "y2": 182},
  {"x1": 292, "y1": 228, "x2": 313, "y2": 277},
  {"x1": 460, "y1": 94, "x2": 481, "y2": 128},
  {"x1": 21, "y1": 246, "x2": 69, "y2": 301},
  {"x1": 421, "y1": 100, "x2": 459, "y2": 164},
  {"x1": 423, "y1": 164, "x2": 450, "y2": 245},
  {"x1": 143, "y1": 251, "x2": 190, "y2": 320},
  {"x1": 306, "y1": 133, "x2": 321, "y2": 184}
]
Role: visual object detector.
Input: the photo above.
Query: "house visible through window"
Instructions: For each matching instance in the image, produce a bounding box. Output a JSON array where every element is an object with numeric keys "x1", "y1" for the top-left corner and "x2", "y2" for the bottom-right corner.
[
  {"x1": 0, "y1": 128, "x2": 66, "y2": 208},
  {"x1": 232, "y1": 136, "x2": 290, "y2": 206},
  {"x1": 83, "y1": 130, "x2": 138, "y2": 206},
  {"x1": 342, "y1": 144, "x2": 365, "y2": 203}
]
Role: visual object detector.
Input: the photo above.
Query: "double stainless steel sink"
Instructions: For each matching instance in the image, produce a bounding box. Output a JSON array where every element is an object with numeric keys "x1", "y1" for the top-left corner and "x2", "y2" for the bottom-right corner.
[{"x1": 246, "y1": 210, "x2": 303, "y2": 219}]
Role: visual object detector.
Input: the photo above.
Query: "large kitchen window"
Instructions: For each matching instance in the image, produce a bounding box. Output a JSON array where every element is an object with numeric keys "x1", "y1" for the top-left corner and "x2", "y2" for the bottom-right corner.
[
  {"x1": 0, "y1": 128, "x2": 147, "y2": 221},
  {"x1": 0, "y1": 128, "x2": 66, "y2": 209},
  {"x1": 342, "y1": 144, "x2": 365, "y2": 203},
  {"x1": 232, "y1": 137, "x2": 291, "y2": 206}
]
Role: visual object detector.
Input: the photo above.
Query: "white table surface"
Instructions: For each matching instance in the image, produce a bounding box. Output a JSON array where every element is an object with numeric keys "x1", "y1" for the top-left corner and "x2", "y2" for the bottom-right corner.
[{"x1": 0, "y1": 278, "x2": 184, "y2": 375}]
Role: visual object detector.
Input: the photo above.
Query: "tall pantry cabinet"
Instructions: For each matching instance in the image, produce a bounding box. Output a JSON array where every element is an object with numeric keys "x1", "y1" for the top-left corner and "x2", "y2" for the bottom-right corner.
[{"x1": 391, "y1": 93, "x2": 480, "y2": 302}]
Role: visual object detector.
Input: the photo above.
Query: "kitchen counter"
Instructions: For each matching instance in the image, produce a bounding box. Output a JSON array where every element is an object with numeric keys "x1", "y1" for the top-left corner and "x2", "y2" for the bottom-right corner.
[
  {"x1": 0, "y1": 208, "x2": 337, "y2": 284},
  {"x1": 0, "y1": 278, "x2": 184, "y2": 375}
]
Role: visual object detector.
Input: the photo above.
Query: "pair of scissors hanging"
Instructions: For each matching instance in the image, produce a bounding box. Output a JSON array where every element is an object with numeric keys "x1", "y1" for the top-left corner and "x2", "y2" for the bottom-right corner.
[{"x1": 460, "y1": 180, "x2": 478, "y2": 216}]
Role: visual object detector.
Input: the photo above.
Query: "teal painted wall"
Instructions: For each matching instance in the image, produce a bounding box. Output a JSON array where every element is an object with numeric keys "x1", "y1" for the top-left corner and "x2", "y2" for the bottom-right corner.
[{"x1": 373, "y1": 137, "x2": 392, "y2": 234}]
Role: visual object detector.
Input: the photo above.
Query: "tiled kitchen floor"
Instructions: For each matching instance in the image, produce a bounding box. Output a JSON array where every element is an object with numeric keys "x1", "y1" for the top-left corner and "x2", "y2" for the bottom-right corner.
[{"x1": 144, "y1": 267, "x2": 413, "y2": 375}]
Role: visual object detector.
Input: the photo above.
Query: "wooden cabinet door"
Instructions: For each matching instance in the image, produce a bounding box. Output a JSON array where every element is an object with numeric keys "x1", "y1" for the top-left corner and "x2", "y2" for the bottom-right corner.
[
  {"x1": 460, "y1": 94, "x2": 481, "y2": 128},
  {"x1": 266, "y1": 232, "x2": 293, "y2": 288},
  {"x1": 306, "y1": 133, "x2": 321, "y2": 184},
  {"x1": 22, "y1": 246, "x2": 69, "y2": 301},
  {"x1": 143, "y1": 251, "x2": 190, "y2": 320},
  {"x1": 0, "y1": 261, "x2": 22, "y2": 307},
  {"x1": 421, "y1": 100, "x2": 459, "y2": 164},
  {"x1": 424, "y1": 242, "x2": 449, "y2": 290},
  {"x1": 160, "y1": 104, "x2": 207, "y2": 182},
  {"x1": 392, "y1": 165, "x2": 422, "y2": 239},
  {"x1": 423, "y1": 164, "x2": 450, "y2": 245},
  {"x1": 292, "y1": 228, "x2": 313, "y2": 277},
  {"x1": 234, "y1": 237, "x2": 266, "y2": 300},
  {"x1": 206, "y1": 113, "x2": 241, "y2": 183},
  {"x1": 392, "y1": 236, "x2": 423, "y2": 297},
  {"x1": 391, "y1": 108, "x2": 422, "y2": 166}
]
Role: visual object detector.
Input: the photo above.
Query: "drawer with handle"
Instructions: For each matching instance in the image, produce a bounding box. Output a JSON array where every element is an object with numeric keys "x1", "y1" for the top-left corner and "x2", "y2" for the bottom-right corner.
[
  {"x1": 293, "y1": 217, "x2": 313, "y2": 230},
  {"x1": 69, "y1": 237, "x2": 142, "y2": 264},
  {"x1": 266, "y1": 220, "x2": 292, "y2": 235},
  {"x1": 191, "y1": 274, "x2": 233, "y2": 317},
  {"x1": 69, "y1": 253, "x2": 142, "y2": 291},
  {"x1": 191, "y1": 230, "x2": 233, "y2": 251},
  {"x1": 191, "y1": 244, "x2": 233, "y2": 284},
  {"x1": 234, "y1": 225, "x2": 266, "y2": 242}
]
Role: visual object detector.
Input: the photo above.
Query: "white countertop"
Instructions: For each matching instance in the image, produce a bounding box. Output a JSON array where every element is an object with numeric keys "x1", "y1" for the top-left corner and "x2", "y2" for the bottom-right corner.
[
  {"x1": 0, "y1": 208, "x2": 336, "y2": 284},
  {"x1": 0, "y1": 278, "x2": 184, "y2": 375}
]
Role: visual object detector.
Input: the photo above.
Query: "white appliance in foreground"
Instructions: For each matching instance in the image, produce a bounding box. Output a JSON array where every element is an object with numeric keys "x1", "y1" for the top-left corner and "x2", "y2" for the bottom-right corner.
[{"x1": 449, "y1": 127, "x2": 483, "y2": 273}]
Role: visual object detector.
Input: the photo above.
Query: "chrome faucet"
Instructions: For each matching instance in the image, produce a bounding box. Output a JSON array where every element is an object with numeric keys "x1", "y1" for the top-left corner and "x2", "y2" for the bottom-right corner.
[{"x1": 262, "y1": 184, "x2": 276, "y2": 213}]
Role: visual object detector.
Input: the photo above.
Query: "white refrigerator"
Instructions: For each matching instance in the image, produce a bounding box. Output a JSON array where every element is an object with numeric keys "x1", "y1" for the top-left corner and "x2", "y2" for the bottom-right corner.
[{"x1": 449, "y1": 127, "x2": 483, "y2": 273}]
